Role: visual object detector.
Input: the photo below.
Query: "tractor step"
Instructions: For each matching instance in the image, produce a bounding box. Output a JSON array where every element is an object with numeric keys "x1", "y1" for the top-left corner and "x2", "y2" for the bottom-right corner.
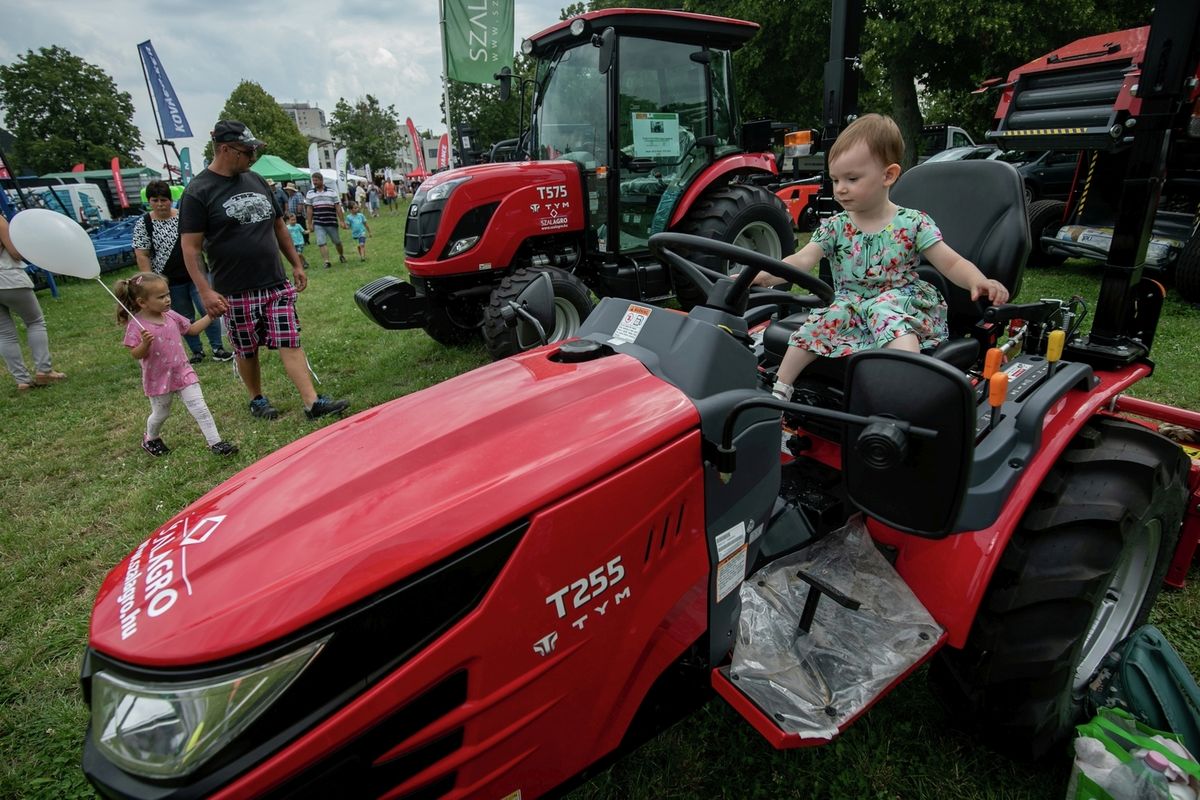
[{"x1": 715, "y1": 515, "x2": 945, "y2": 747}]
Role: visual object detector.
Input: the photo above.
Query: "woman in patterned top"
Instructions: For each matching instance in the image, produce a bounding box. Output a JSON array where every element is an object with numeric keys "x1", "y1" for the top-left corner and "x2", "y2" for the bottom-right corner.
[
  {"x1": 133, "y1": 180, "x2": 232, "y2": 363},
  {"x1": 753, "y1": 114, "x2": 1009, "y2": 400}
]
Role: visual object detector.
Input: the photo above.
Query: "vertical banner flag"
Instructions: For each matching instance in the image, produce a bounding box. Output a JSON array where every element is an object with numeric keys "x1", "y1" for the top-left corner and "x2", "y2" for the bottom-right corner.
[
  {"x1": 406, "y1": 118, "x2": 428, "y2": 175},
  {"x1": 384, "y1": 166, "x2": 393, "y2": 182},
  {"x1": 71, "y1": 163, "x2": 86, "y2": 173},
  {"x1": 178, "y1": 147, "x2": 193, "y2": 185},
  {"x1": 334, "y1": 148, "x2": 348, "y2": 196},
  {"x1": 136, "y1": 41, "x2": 192, "y2": 138},
  {"x1": 111, "y1": 158, "x2": 130, "y2": 208},
  {"x1": 437, "y1": 134, "x2": 450, "y2": 170},
  {"x1": 364, "y1": 163, "x2": 372, "y2": 184},
  {"x1": 443, "y1": 0, "x2": 514, "y2": 85},
  {"x1": 307, "y1": 143, "x2": 320, "y2": 172}
]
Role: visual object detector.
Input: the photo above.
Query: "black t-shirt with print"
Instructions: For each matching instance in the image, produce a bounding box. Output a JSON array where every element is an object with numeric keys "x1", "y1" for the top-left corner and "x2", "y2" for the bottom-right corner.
[{"x1": 179, "y1": 169, "x2": 285, "y2": 294}]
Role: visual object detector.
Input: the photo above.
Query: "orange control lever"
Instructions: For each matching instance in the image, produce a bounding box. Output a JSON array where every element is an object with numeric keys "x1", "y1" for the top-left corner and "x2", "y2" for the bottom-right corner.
[
  {"x1": 983, "y1": 348, "x2": 1003, "y2": 380},
  {"x1": 988, "y1": 371, "x2": 1008, "y2": 430}
]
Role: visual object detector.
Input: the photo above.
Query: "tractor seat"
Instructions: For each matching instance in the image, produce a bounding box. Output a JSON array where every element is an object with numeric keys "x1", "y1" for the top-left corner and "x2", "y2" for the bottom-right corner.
[{"x1": 761, "y1": 160, "x2": 1030, "y2": 376}]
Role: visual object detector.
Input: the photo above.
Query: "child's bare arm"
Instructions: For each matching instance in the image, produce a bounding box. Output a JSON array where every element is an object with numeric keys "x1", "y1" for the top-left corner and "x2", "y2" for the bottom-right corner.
[
  {"x1": 129, "y1": 329, "x2": 153, "y2": 360},
  {"x1": 924, "y1": 241, "x2": 1010, "y2": 303},
  {"x1": 749, "y1": 242, "x2": 824, "y2": 287},
  {"x1": 184, "y1": 313, "x2": 213, "y2": 336}
]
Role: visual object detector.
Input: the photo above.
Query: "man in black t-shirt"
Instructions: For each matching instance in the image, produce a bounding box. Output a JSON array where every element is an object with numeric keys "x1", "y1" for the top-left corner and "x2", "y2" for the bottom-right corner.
[{"x1": 180, "y1": 120, "x2": 347, "y2": 421}]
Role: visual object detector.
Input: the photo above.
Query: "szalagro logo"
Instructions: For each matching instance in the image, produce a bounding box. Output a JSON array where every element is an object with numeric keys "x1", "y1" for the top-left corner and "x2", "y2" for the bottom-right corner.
[{"x1": 116, "y1": 514, "x2": 226, "y2": 639}]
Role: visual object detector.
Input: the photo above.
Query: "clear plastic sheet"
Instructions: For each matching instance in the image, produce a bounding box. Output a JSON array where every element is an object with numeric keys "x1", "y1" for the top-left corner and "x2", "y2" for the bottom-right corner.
[{"x1": 730, "y1": 514, "x2": 943, "y2": 739}]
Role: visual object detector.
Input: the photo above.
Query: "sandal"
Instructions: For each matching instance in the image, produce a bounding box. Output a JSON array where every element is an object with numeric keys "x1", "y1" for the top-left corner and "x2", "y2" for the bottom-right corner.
[{"x1": 33, "y1": 371, "x2": 67, "y2": 385}]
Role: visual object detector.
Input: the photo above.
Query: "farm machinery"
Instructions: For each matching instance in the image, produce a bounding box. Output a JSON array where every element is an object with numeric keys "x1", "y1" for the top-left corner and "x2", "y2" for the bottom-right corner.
[
  {"x1": 81, "y1": 3, "x2": 1200, "y2": 799},
  {"x1": 356, "y1": 9, "x2": 797, "y2": 359}
]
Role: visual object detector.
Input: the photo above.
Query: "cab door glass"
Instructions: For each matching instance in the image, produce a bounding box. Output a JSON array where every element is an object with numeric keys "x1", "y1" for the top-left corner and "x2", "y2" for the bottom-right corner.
[{"x1": 614, "y1": 38, "x2": 717, "y2": 251}]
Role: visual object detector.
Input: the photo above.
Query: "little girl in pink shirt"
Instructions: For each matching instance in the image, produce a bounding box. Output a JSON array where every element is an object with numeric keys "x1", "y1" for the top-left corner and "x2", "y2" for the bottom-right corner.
[{"x1": 115, "y1": 273, "x2": 238, "y2": 456}]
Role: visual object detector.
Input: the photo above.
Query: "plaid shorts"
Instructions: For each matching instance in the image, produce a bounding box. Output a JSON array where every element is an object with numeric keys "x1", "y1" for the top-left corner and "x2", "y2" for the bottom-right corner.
[{"x1": 225, "y1": 283, "x2": 301, "y2": 357}]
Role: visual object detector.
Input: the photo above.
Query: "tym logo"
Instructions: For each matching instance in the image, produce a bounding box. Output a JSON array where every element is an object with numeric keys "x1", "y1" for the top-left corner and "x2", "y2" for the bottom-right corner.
[{"x1": 533, "y1": 631, "x2": 558, "y2": 656}]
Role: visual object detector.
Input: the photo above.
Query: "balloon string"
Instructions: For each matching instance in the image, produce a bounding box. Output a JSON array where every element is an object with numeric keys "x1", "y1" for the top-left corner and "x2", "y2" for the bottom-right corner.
[{"x1": 94, "y1": 277, "x2": 147, "y2": 331}]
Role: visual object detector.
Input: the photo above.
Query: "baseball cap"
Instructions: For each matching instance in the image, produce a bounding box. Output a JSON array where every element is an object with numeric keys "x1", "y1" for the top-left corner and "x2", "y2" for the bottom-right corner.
[{"x1": 212, "y1": 119, "x2": 266, "y2": 149}]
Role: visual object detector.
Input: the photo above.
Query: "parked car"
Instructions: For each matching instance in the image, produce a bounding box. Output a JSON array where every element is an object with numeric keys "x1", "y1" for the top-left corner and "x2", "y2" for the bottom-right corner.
[
  {"x1": 1014, "y1": 150, "x2": 1080, "y2": 204},
  {"x1": 923, "y1": 145, "x2": 1001, "y2": 163}
]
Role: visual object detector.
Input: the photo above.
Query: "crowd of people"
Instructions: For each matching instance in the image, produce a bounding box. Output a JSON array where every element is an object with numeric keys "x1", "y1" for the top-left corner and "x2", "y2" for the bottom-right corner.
[{"x1": 3, "y1": 118, "x2": 425, "y2": 460}]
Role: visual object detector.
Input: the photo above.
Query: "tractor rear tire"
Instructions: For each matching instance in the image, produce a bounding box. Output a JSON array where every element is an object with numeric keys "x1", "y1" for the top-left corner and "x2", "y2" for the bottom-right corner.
[
  {"x1": 1027, "y1": 199, "x2": 1068, "y2": 267},
  {"x1": 674, "y1": 183, "x2": 796, "y2": 309},
  {"x1": 930, "y1": 416, "x2": 1188, "y2": 760},
  {"x1": 1175, "y1": 229, "x2": 1200, "y2": 303},
  {"x1": 481, "y1": 267, "x2": 593, "y2": 360},
  {"x1": 423, "y1": 303, "x2": 480, "y2": 347}
]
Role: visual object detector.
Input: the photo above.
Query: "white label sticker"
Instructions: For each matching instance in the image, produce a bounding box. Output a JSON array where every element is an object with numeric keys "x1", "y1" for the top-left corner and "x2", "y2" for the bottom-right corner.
[
  {"x1": 631, "y1": 112, "x2": 681, "y2": 158},
  {"x1": 612, "y1": 304, "x2": 652, "y2": 343},
  {"x1": 715, "y1": 521, "x2": 747, "y2": 561},
  {"x1": 716, "y1": 544, "x2": 748, "y2": 602}
]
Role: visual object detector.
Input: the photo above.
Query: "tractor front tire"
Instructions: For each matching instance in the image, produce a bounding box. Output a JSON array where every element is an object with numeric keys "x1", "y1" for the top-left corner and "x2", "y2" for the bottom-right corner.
[
  {"x1": 674, "y1": 183, "x2": 796, "y2": 309},
  {"x1": 931, "y1": 416, "x2": 1188, "y2": 760},
  {"x1": 1027, "y1": 199, "x2": 1068, "y2": 267},
  {"x1": 1175, "y1": 229, "x2": 1200, "y2": 303},
  {"x1": 481, "y1": 267, "x2": 593, "y2": 360},
  {"x1": 423, "y1": 303, "x2": 480, "y2": 347}
]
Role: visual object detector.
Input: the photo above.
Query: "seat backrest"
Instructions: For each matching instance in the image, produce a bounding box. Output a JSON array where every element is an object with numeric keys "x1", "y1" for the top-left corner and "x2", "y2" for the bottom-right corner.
[{"x1": 891, "y1": 160, "x2": 1030, "y2": 332}]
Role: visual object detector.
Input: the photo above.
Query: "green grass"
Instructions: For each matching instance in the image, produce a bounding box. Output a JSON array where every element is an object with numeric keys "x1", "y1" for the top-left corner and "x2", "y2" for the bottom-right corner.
[{"x1": 0, "y1": 210, "x2": 1196, "y2": 799}]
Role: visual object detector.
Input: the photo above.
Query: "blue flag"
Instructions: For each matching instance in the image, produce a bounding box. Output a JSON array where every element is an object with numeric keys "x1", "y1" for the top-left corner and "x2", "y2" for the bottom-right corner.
[{"x1": 137, "y1": 40, "x2": 192, "y2": 138}]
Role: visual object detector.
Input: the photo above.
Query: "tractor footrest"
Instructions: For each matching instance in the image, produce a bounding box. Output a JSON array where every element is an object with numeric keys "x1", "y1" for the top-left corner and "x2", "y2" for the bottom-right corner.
[
  {"x1": 719, "y1": 514, "x2": 944, "y2": 746},
  {"x1": 355, "y1": 276, "x2": 428, "y2": 330}
]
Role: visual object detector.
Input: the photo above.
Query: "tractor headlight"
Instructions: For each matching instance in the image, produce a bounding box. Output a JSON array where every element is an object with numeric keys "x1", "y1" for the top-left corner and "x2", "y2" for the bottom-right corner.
[
  {"x1": 425, "y1": 176, "x2": 472, "y2": 203},
  {"x1": 91, "y1": 636, "x2": 327, "y2": 779},
  {"x1": 448, "y1": 235, "x2": 480, "y2": 255}
]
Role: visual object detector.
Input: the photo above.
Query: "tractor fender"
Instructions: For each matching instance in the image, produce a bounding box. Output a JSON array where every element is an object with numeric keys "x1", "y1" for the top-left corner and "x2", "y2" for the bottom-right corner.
[
  {"x1": 405, "y1": 160, "x2": 586, "y2": 279},
  {"x1": 667, "y1": 153, "x2": 779, "y2": 229},
  {"x1": 866, "y1": 361, "x2": 1157, "y2": 648}
]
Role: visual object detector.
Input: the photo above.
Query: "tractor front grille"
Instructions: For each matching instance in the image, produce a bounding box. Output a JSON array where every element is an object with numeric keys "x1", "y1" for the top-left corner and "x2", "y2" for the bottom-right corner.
[{"x1": 405, "y1": 198, "x2": 445, "y2": 257}]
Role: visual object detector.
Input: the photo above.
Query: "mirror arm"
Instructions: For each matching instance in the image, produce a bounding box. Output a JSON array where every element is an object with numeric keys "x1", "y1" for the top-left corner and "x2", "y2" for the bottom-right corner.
[{"x1": 712, "y1": 397, "x2": 937, "y2": 482}]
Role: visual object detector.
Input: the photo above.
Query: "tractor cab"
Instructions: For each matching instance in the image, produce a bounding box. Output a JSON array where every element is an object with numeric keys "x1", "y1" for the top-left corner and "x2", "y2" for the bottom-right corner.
[{"x1": 519, "y1": 10, "x2": 757, "y2": 262}]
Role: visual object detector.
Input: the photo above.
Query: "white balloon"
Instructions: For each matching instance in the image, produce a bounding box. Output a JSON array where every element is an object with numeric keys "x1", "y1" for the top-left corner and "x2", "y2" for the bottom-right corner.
[{"x1": 9, "y1": 208, "x2": 101, "y2": 279}]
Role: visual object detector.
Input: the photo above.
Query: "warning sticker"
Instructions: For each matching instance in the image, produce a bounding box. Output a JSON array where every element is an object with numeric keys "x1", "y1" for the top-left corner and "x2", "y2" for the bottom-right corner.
[
  {"x1": 716, "y1": 544, "x2": 748, "y2": 602},
  {"x1": 612, "y1": 304, "x2": 652, "y2": 343},
  {"x1": 715, "y1": 521, "x2": 747, "y2": 560}
]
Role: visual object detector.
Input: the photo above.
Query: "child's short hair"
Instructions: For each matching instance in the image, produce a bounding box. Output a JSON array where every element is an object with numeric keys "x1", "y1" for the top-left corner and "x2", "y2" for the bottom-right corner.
[
  {"x1": 114, "y1": 272, "x2": 167, "y2": 324},
  {"x1": 286, "y1": 213, "x2": 296, "y2": 222},
  {"x1": 829, "y1": 113, "x2": 904, "y2": 168}
]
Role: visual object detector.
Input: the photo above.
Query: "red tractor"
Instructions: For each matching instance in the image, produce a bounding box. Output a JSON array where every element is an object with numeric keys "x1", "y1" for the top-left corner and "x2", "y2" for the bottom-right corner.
[
  {"x1": 986, "y1": 21, "x2": 1200, "y2": 301},
  {"x1": 356, "y1": 9, "x2": 796, "y2": 359},
  {"x1": 80, "y1": 4, "x2": 1200, "y2": 799}
]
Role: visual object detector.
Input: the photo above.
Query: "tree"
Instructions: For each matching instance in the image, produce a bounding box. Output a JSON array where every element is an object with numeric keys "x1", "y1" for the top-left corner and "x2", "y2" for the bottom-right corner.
[
  {"x1": 0, "y1": 46, "x2": 143, "y2": 175},
  {"x1": 203, "y1": 81, "x2": 308, "y2": 165},
  {"x1": 329, "y1": 94, "x2": 406, "y2": 171}
]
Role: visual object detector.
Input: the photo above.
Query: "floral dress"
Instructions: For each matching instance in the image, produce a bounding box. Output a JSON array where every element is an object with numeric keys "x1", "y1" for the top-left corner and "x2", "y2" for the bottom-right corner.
[{"x1": 790, "y1": 206, "x2": 949, "y2": 356}]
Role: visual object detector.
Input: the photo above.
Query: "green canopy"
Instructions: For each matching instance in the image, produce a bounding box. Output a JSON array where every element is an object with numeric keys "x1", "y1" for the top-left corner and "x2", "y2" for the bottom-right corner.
[{"x1": 251, "y1": 155, "x2": 308, "y2": 182}]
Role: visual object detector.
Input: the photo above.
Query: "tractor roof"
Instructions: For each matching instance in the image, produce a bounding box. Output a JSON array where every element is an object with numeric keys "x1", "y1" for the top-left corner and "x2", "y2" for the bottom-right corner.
[{"x1": 527, "y1": 8, "x2": 759, "y2": 56}]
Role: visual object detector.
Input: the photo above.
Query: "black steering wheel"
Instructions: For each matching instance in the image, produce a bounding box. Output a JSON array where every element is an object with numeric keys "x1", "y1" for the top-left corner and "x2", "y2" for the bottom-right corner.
[{"x1": 648, "y1": 232, "x2": 834, "y2": 315}]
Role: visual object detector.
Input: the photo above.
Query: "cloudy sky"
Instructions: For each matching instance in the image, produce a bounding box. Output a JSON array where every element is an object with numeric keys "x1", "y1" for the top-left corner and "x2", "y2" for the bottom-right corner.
[{"x1": 0, "y1": 0, "x2": 569, "y2": 170}]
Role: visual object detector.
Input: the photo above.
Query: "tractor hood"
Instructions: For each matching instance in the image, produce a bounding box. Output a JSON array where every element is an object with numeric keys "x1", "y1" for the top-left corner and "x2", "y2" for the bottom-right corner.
[
  {"x1": 405, "y1": 160, "x2": 588, "y2": 276},
  {"x1": 90, "y1": 351, "x2": 698, "y2": 667}
]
